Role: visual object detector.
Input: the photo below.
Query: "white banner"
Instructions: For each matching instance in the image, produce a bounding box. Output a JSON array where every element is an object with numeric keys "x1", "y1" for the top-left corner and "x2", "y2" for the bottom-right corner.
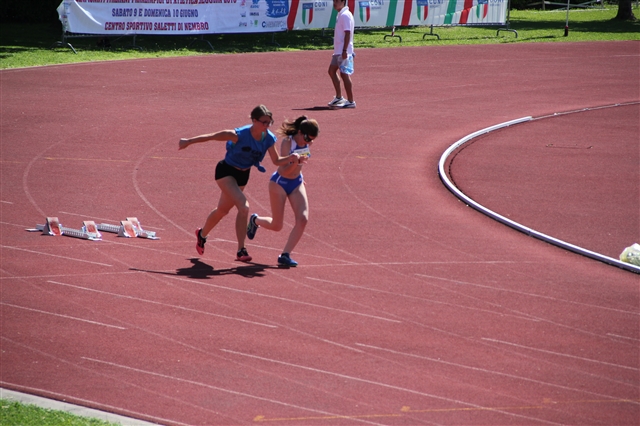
[
  {"x1": 287, "y1": 0, "x2": 508, "y2": 30},
  {"x1": 58, "y1": 0, "x2": 507, "y2": 35},
  {"x1": 58, "y1": 0, "x2": 289, "y2": 35}
]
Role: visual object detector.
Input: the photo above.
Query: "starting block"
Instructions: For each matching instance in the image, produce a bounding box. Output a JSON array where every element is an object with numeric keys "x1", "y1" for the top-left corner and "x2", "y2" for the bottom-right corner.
[
  {"x1": 28, "y1": 216, "x2": 158, "y2": 240},
  {"x1": 96, "y1": 217, "x2": 159, "y2": 239},
  {"x1": 43, "y1": 216, "x2": 62, "y2": 236},
  {"x1": 28, "y1": 217, "x2": 102, "y2": 241},
  {"x1": 82, "y1": 220, "x2": 102, "y2": 239}
]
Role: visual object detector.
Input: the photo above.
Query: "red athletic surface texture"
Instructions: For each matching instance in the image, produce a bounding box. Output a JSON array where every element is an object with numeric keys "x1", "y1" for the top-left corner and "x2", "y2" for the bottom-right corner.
[{"x1": 1, "y1": 41, "x2": 639, "y2": 425}]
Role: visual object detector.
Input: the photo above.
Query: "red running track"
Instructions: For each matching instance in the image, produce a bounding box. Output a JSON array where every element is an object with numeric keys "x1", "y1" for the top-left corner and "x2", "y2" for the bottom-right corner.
[{"x1": 1, "y1": 41, "x2": 639, "y2": 425}]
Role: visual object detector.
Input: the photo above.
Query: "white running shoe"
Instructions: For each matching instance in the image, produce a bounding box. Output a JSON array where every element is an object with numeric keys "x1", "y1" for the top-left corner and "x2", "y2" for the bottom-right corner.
[
  {"x1": 328, "y1": 96, "x2": 346, "y2": 107},
  {"x1": 342, "y1": 100, "x2": 356, "y2": 109}
]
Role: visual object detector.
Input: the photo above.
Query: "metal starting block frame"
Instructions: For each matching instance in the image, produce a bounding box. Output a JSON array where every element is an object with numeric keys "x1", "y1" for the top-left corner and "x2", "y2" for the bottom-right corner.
[
  {"x1": 97, "y1": 217, "x2": 159, "y2": 239},
  {"x1": 28, "y1": 217, "x2": 158, "y2": 240},
  {"x1": 29, "y1": 217, "x2": 102, "y2": 241}
]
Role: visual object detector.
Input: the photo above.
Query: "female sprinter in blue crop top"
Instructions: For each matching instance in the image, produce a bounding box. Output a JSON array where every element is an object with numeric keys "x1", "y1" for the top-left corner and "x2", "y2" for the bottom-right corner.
[
  {"x1": 246, "y1": 116, "x2": 319, "y2": 267},
  {"x1": 179, "y1": 105, "x2": 300, "y2": 262}
]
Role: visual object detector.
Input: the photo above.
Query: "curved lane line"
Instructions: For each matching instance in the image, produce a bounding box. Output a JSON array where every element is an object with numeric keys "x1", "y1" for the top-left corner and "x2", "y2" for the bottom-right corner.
[{"x1": 438, "y1": 115, "x2": 640, "y2": 275}]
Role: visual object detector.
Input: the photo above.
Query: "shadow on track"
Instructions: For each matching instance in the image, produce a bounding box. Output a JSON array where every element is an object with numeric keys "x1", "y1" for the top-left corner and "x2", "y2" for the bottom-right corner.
[{"x1": 131, "y1": 258, "x2": 278, "y2": 279}]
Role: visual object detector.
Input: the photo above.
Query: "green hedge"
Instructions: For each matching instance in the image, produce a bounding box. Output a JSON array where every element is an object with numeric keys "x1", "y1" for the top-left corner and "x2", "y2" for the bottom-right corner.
[{"x1": 1, "y1": 0, "x2": 61, "y2": 23}]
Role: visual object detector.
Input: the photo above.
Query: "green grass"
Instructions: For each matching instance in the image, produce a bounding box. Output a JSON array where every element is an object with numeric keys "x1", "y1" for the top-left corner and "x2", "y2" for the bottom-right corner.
[
  {"x1": 0, "y1": 399, "x2": 117, "y2": 426},
  {"x1": 0, "y1": 6, "x2": 638, "y2": 69}
]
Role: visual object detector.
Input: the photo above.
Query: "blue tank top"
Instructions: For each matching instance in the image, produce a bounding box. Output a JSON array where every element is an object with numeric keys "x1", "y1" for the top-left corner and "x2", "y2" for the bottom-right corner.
[{"x1": 224, "y1": 125, "x2": 276, "y2": 171}]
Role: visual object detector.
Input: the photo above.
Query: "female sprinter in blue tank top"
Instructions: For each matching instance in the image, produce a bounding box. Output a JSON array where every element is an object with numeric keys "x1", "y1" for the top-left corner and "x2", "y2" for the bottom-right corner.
[
  {"x1": 246, "y1": 116, "x2": 319, "y2": 267},
  {"x1": 179, "y1": 105, "x2": 300, "y2": 262}
]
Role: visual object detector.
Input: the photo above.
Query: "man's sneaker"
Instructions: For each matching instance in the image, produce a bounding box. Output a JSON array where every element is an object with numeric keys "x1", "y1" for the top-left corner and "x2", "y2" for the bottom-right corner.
[
  {"x1": 342, "y1": 100, "x2": 356, "y2": 109},
  {"x1": 247, "y1": 213, "x2": 259, "y2": 240},
  {"x1": 277, "y1": 253, "x2": 298, "y2": 267},
  {"x1": 195, "y1": 228, "x2": 206, "y2": 255},
  {"x1": 236, "y1": 247, "x2": 252, "y2": 262},
  {"x1": 328, "y1": 96, "x2": 346, "y2": 107}
]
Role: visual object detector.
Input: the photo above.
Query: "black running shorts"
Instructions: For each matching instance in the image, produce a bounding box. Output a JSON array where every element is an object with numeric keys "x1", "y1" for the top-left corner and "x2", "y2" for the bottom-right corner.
[{"x1": 215, "y1": 160, "x2": 251, "y2": 187}]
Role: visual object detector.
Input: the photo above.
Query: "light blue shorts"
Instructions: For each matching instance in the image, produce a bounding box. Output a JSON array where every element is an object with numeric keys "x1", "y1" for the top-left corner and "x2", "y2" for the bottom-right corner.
[{"x1": 331, "y1": 53, "x2": 354, "y2": 75}]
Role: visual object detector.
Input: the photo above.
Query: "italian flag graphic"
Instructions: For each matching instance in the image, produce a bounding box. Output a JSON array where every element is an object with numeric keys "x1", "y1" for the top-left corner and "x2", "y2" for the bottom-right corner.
[
  {"x1": 302, "y1": 3, "x2": 313, "y2": 25},
  {"x1": 476, "y1": 0, "x2": 488, "y2": 19},
  {"x1": 416, "y1": 0, "x2": 429, "y2": 21},
  {"x1": 359, "y1": 1, "x2": 371, "y2": 23},
  {"x1": 287, "y1": 0, "x2": 505, "y2": 31}
]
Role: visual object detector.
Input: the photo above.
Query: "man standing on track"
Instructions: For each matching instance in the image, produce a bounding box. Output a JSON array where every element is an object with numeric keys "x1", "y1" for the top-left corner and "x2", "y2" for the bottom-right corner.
[{"x1": 327, "y1": 0, "x2": 356, "y2": 109}]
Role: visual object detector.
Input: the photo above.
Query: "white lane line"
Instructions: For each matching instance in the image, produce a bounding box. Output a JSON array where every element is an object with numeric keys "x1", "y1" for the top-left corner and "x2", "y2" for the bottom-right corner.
[
  {"x1": 148, "y1": 275, "x2": 364, "y2": 354},
  {"x1": 607, "y1": 333, "x2": 640, "y2": 342},
  {"x1": 416, "y1": 273, "x2": 640, "y2": 316},
  {"x1": 300, "y1": 260, "x2": 528, "y2": 267},
  {"x1": 1, "y1": 221, "x2": 32, "y2": 228},
  {"x1": 220, "y1": 348, "x2": 563, "y2": 425},
  {"x1": 481, "y1": 338, "x2": 639, "y2": 371},
  {"x1": 307, "y1": 276, "x2": 538, "y2": 322},
  {"x1": 2, "y1": 245, "x2": 112, "y2": 267},
  {"x1": 166, "y1": 274, "x2": 401, "y2": 323},
  {"x1": 81, "y1": 357, "x2": 386, "y2": 426},
  {"x1": 46, "y1": 280, "x2": 277, "y2": 329},
  {"x1": 23, "y1": 142, "x2": 59, "y2": 218},
  {"x1": 0, "y1": 271, "x2": 138, "y2": 280},
  {"x1": 1, "y1": 302, "x2": 126, "y2": 330},
  {"x1": 131, "y1": 141, "x2": 191, "y2": 238},
  {"x1": 356, "y1": 343, "x2": 639, "y2": 398}
]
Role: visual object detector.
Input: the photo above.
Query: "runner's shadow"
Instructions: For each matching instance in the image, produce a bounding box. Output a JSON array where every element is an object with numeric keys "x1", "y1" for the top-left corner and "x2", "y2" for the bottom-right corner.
[
  {"x1": 292, "y1": 106, "x2": 335, "y2": 111},
  {"x1": 176, "y1": 258, "x2": 216, "y2": 278},
  {"x1": 130, "y1": 258, "x2": 275, "y2": 279}
]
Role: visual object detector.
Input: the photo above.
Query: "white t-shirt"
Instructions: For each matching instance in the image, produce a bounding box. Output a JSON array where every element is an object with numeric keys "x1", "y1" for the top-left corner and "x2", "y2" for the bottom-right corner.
[{"x1": 333, "y1": 6, "x2": 354, "y2": 55}]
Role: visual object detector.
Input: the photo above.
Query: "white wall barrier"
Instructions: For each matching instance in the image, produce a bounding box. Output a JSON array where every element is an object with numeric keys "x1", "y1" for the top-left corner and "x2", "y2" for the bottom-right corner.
[{"x1": 58, "y1": 0, "x2": 508, "y2": 36}]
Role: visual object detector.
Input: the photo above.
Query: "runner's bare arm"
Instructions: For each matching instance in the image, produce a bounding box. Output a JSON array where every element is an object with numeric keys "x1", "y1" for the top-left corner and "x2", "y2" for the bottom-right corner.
[
  {"x1": 178, "y1": 130, "x2": 238, "y2": 150},
  {"x1": 266, "y1": 144, "x2": 299, "y2": 166}
]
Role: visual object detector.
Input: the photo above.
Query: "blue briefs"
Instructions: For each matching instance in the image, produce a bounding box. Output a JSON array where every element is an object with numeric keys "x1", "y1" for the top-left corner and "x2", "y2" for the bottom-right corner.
[{"x1": 271, "y1": 172, "x2": 303, "y2": 195}]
